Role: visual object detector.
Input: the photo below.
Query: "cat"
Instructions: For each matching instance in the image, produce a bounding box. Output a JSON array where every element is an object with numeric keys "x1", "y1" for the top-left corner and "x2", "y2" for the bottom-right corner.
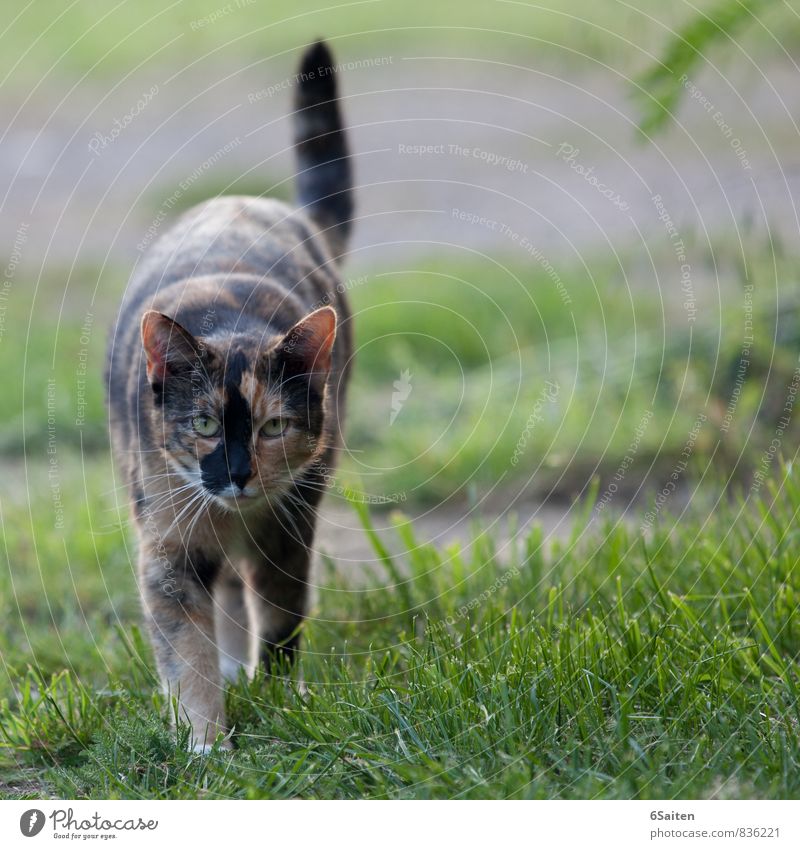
[{"x1": 105, "y1": 40, "x2": 353, "y2": 752}]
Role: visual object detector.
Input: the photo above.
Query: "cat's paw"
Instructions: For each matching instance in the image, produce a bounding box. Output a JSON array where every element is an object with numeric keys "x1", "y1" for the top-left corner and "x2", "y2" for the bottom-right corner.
[{"x1": 189, "y1": 731, "x2": 234, "y2": 754}]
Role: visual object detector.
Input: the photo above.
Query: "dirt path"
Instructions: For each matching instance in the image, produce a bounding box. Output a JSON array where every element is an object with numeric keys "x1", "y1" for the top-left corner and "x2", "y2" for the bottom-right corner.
[
  {"x1": 3, "y1": 57, "x2": 799, "y2": 274},
  {"x1": 315, "y1": 494, "x2": 578, "y2": 579}
]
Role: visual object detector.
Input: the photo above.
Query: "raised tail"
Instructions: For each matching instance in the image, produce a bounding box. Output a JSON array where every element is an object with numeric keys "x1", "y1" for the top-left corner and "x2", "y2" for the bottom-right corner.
[{"x1": 293, "y1": 40, "x2": 353, "y2": 262}]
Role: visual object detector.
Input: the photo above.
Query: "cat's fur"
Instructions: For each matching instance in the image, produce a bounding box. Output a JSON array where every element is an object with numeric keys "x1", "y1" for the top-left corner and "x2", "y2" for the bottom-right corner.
[{"x1": 105, "y1": 41, "x2": 353, "y2": 751}]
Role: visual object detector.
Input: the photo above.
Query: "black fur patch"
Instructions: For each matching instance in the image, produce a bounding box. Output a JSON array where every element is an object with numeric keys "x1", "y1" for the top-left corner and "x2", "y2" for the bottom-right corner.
[
  {"x1": 186, "y1": 550, "x2": 220, "y2": 590},
  {"x1": 294, "y1": 40, "x2": 353, "y2": 258},
  {"x1": 200, "y1": 354, "x2": 254, "y2": 492},
  {"x1": 260, "y1": 629, "x2": 301, "y2": 673}
]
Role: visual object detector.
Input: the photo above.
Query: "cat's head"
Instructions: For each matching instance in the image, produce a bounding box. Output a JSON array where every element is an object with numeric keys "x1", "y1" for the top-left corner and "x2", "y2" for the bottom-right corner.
[{"x1": 140, "y1": 306, "x2": 336, "y2": 508}]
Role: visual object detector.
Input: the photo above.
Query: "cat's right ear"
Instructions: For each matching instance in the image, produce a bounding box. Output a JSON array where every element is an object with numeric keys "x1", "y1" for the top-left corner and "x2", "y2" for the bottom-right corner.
[{"x1": 140, "y1": 310, "x2": 202, "y2": 389}]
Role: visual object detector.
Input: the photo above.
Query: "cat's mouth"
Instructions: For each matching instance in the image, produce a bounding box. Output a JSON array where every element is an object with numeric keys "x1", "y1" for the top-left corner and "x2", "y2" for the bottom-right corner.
[{"x1": 209, "y1": 484, "x2": 265, "y2": 511}]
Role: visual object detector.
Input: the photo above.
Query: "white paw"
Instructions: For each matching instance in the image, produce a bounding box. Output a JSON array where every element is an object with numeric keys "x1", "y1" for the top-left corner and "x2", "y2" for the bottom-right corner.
[{"x1": 189, "y1": 732, "x2": 234, "y2": 754}]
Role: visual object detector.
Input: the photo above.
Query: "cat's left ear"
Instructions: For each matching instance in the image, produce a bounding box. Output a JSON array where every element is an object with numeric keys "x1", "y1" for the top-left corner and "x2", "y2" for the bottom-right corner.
[{"x1": 279, "y1": 306, "x2": 337, "y2": 393}]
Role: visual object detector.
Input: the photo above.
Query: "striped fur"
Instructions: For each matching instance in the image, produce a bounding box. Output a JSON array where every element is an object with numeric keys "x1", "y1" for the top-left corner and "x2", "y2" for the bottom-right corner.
[{"x1": 105, "y1": 41, "x2": 353, "y2": 751}]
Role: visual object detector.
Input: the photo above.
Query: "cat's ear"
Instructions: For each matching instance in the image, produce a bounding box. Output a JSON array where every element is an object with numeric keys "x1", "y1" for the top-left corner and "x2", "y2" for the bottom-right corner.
[
  {"x1": 279, "y1": 306, "x2": 337, "y2": 393},
  {"x1": 141, "y1": 310, "x2": 203, "y2": 388}
]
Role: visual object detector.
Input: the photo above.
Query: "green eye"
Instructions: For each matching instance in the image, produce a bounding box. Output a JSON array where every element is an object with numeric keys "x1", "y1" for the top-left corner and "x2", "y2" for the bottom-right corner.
[
  {"x1": 261, "y1": 417, "x2": 287, "y2": 438},
  {"x1": 192, "y1": 414, "x2": 220, "y2": 437}
]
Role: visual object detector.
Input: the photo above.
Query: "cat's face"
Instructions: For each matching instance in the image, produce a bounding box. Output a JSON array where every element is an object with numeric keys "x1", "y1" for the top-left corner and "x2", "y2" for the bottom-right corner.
[{"x1": 140, "y1": 307, "x2": 336, "y2": 509}]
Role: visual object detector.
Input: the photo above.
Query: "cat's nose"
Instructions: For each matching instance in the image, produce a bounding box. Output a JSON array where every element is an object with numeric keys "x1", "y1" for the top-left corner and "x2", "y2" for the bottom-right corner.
[
  {"x1": 227, "y1": 447, "x2": 252, "y2": 491},
  {"x1": 229, "y1": 469, "x2": 251, "y2": 491}
]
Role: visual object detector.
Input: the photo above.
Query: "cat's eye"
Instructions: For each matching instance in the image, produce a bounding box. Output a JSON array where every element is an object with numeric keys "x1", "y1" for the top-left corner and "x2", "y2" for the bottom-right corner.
[
  {"x1": 192, "y1": 414, "x2": 220, "y2": 437},
  {"x1": 261, "y1": 417, "x2": 288, "y2": 438}
]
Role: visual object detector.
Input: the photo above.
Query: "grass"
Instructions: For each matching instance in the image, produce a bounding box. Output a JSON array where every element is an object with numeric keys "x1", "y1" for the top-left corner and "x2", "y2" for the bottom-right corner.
[
  {"x1": 4, "y1": 227, "x2": 800, "y2": 505},
  {"x1": 4, "y1": 233, "x2": 797, "y2": 800},
  {"x1": 3, "y1": 0, "x2": 800, "y2": 804},
  {"x1": 0, "y1": 0, "x2": 720, "y2": 84},
  {"x1": 1, "y1": 451, "x2": 799, "y2": 798}
]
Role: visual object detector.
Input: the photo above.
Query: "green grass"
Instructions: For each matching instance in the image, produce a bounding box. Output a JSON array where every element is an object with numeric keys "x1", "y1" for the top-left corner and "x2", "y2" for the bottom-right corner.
[
  {"x1": 4, "y1": 229, "x2": 799, "y2": 505},
  {"x1": 144, "y1": 171, "x2": 292, "y2": 219},
  {"x1": 0, "y1": 0, "x2": 719, "y2": 83},
  {"x1": 1, "y1": 453, "x2": 799, "y2": 798},
  {"x1": 5, "y1": 0, "x2": 800, "y2": 803}
]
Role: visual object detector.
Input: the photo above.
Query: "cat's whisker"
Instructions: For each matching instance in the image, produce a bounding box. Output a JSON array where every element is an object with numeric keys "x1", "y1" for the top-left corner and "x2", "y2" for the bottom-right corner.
[
  {"x1": 141, "y1": 484, "x2": 203, "y2": 518},
  {"x1": 104, "y1": 486, "x2": 198, "y2": 523},
  {"x1": 288, "y1": 476, "x2": 327, "y2": 490},
  {"x1": 181, "y1": 491, "x2": 214, "y2": 547},
  {"x1": 146, "y1": 480, "x2": 199, "y2": 497},
  {"x1": 268, "y1": 492, "x2": 319, "y2": 543},
  {"x1": 268, "y1": 497, "x2": 306, "y2": 544},
  {"x1": 102, "y1": 470, "x2": 176, "y2": 492},
  {"x1": 277, "y1": 506, "x2": 319, "y2": 544},
  {"x1": 185, "y1": 496, "x2": 211, "y2": 546},
  {"x1": 278, "y1": 486, "x2": 324, "y2": 521},
  {"x1": 143, "y1": 480, "x2": 199, "y2": 501},
  {"x1": 102, "y1": 475, "x2": 194, "y2": 500},
  {"x1": 160, "y1": 488, "x2": 209, "y2": 540},
  {"x1": 138, "y1": 470, "x2": 188, "y2": 484},
  {"x1": 288, "y1": 478, "x2": 334, "y2": 498},
  {"x1": 161, "y1": 500, "x2": 204, "y2": 543}
]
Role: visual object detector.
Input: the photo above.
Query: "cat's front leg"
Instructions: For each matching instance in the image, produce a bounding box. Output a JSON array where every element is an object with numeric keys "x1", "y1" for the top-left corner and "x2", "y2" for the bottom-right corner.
[
  {"x1": 241, "y1": 546, "x2": 310, "y2": 677},
  {"x1": 240, "y1": 492, "x2": 318, "y2": 682},
  {"x1": 214, "y1": 571, "x2": 250, "y2": 683},
  {"x1": 139, "y1": 545, "x2": 231, "y2": 752}
]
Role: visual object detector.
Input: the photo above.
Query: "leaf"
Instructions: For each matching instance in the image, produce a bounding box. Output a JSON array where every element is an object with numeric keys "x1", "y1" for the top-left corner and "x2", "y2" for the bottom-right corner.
[{"x1": 636, "y1": 0, "x2": 772, "y2": 135}]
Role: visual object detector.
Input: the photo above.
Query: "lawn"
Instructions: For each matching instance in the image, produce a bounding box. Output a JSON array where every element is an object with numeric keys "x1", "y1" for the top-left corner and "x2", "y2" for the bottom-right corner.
[
  {"x1": 1, "y1": 197, "x2": 799, "y2": 796},
  {"x1": 0, "y1": 0, "x2": 723, "y2": 83},
  {"x1": 3, "y1": 0, "x2": 800, "y2": 806},
  {"x1": 1, "y1": 240, "x2": 800, "y2": 797},
  {"x1": 3, "y1": 4, "x2": 800, "y2": 789},
  {"x1": 1, "y1": 450, "x2": 799, "y2": 798},
  {"x1": 4, "y1": 232, "x2": 799, "y2": 503}
]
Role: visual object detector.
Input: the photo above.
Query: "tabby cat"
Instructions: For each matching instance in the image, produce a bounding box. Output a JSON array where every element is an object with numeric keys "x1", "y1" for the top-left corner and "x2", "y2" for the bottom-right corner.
[{"x1": 106, "y1": 41, "x2": 353, "y2": 751}]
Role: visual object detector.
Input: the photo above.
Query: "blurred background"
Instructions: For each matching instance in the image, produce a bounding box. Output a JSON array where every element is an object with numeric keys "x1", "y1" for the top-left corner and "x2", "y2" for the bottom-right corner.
[{"x1": 2, "y1": 0, "x2": 800, "y2": 569}]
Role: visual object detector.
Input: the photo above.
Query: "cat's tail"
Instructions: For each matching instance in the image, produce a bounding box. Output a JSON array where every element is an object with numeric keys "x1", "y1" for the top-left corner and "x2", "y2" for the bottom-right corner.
[{"x1": 293, "y1": 40, "x2": 353, "y2": 262}]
